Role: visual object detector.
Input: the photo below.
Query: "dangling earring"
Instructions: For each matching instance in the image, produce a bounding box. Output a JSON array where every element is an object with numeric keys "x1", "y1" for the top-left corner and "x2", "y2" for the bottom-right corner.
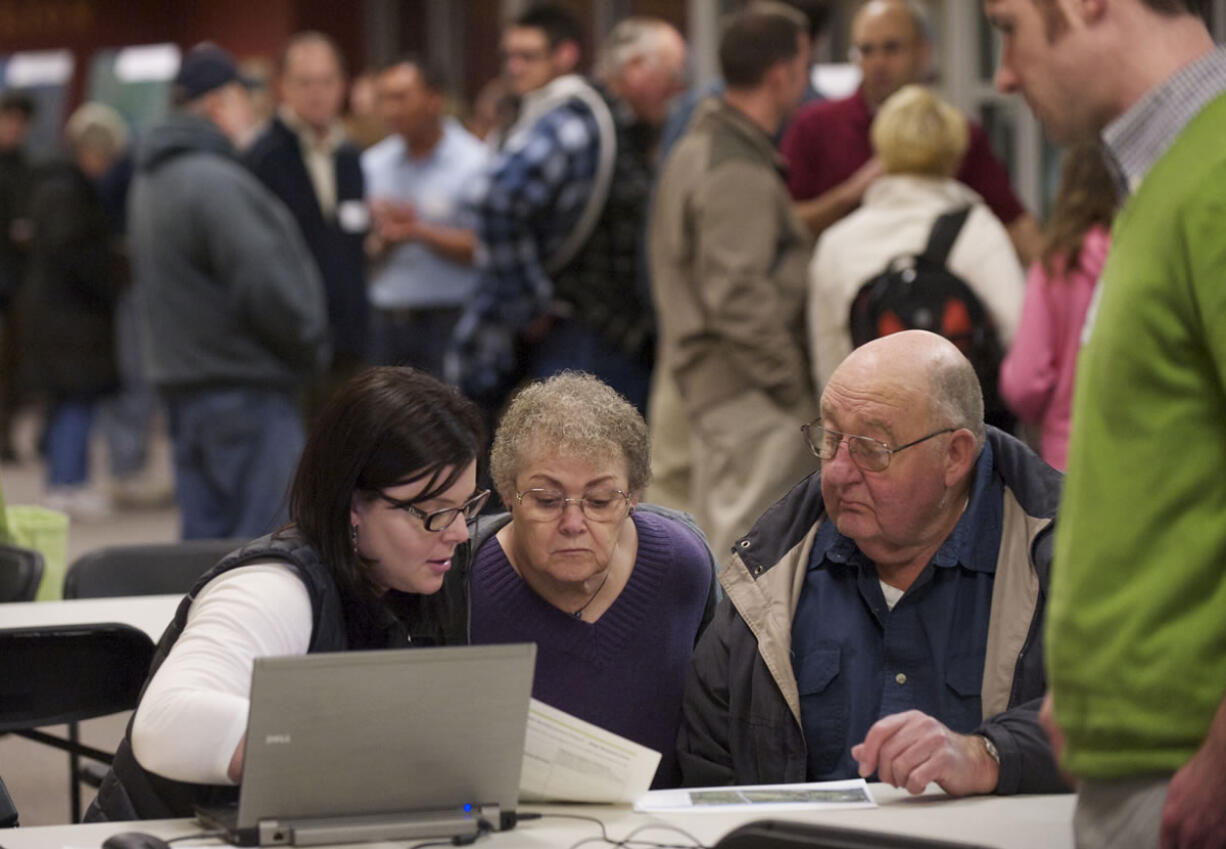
[{"x1": 350, "y1": 524, "x2": 359, "y2": 553}]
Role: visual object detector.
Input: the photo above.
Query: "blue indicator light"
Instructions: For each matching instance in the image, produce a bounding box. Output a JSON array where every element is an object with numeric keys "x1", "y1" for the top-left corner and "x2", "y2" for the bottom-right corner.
[{"x1": 463, "y1": 804, "x2": 472, "y2": 813}]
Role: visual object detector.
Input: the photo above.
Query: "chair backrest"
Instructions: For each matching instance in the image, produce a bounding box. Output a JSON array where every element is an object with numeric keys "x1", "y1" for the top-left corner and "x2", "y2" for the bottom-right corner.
[
  {"x1": 62, "y1": 539, "x2": 246, "y2": 599},
  {"x1": 0, "y1": 624, "x2": 156, "y2": 732},
  {"x1": 0, "y1": 774, "x2": 18, "y2": 828},
  {"x1": 0, "y1": 543, "x2": 45, "y2": 603}
]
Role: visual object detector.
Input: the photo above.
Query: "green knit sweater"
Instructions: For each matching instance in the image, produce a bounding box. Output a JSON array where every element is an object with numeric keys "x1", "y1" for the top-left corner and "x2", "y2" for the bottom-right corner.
[{"x1": 1048, "y1": 90, "x2": 1226, "y2": 778}]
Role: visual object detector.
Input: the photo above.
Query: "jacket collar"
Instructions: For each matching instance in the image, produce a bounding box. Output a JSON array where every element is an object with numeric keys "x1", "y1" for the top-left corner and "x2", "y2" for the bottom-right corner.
[{"x1": 736, "y1": 426, "x2": 1060, "y2": 579}]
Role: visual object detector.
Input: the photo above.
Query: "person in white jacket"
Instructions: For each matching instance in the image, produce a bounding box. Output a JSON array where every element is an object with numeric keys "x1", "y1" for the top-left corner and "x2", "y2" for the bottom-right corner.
[{"x1": 807, "y1": 85, "x2": 1024, "y2": 396}]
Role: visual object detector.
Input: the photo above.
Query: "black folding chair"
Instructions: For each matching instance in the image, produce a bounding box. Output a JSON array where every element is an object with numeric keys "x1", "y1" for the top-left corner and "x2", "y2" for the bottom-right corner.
[
  {"x1": 0, "y1": 624, "x2": 155, "y2": 822},
  {"x1": 62, "y1": 538, "x2": 245, "y2": 598},
  {"x1": 0, "y1": 543, "x2": 45, "y2": 602},
  {"x1": 0, "y1": 774, "x2": 18, "y2": 828},
  {"x1": 55, "y1": 539, "x2": 241, "y2": 818}
]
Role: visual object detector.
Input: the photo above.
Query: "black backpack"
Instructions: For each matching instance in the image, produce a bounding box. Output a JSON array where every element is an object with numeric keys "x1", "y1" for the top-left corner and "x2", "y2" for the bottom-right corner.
[{"x1": 848, "y1": 207, "x2": 1015, "y2": 431}]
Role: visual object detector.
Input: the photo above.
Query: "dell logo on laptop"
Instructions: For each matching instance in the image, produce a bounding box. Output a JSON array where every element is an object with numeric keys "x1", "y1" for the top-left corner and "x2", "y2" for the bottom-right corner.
[{"x1": 265, "y1": 733, "x2": 292, "y2": 745}]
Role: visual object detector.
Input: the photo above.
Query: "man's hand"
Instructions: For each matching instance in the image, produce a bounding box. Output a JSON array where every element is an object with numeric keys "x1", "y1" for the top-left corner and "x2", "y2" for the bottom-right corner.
[
  {"x1": 1039, "y1": 691, "x2": 1065, "y2": 761},
  {"x1": 370, "y1": 198, "x2": 420, "y2": 244},
  {"x1": 851, "y1": 710, "x2": 999, "y2": 796},
  {"x1": 1038, "y1": 690, "x2": 1077, "y2": 789},
  {"x1": 840, "y1": 156, "x2": 885, "y2": 207},
  {"x1": 1160, "y1": 698, "x2": 1226, "y2": 849}
]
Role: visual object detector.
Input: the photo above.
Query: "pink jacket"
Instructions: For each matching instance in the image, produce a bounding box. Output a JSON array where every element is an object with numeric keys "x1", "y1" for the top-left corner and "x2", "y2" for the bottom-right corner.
[{"x1": 1000, "y1": 225, "x2": 1111, "y2": 471}]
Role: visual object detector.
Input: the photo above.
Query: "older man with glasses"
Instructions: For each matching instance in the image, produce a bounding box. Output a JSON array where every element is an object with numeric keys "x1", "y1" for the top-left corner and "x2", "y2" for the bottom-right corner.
[{"x1": 679, "y1": 329, "x2": 1068, "y2": 798}]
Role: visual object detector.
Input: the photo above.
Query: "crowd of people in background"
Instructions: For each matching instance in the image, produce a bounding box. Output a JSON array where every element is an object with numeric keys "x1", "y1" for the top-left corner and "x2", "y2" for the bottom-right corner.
[{"x1": 3, "y1": 0, "x2": 1226, "y2": 843}]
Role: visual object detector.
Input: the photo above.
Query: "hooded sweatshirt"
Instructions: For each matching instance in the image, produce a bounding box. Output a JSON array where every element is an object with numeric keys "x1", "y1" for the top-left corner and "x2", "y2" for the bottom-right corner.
[{"x1": 128, "y1": 113, "x2": 329, "y2": 393}]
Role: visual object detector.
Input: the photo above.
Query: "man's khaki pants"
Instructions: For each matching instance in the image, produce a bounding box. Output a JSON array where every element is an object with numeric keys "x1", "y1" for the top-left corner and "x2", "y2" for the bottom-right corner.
[
  {"x1": 1074, "y1": 775, "x2": 1170, "y2": 849},
  {"x1": 689, "y1": 389, "x2": 817, "y2": 565}
]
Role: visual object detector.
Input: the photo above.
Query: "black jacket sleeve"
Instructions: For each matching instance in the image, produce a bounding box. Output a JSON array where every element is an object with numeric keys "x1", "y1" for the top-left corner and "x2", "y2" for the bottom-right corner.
[
  {"x1": 677, "y1": 596, "x2": 737, "y2": 786},
  {"x1": 978, "y1": 696, "x2": 1071, "y2": 794}
]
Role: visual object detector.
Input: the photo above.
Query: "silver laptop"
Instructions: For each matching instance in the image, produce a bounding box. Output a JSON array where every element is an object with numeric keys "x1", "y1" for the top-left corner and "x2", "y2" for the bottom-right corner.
[{"x1": 197, "y1": 644, "x2": 536, "y2": 846}]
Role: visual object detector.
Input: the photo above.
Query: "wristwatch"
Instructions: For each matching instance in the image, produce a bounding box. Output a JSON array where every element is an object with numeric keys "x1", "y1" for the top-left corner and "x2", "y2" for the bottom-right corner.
[{"x1": 980, "y1": 734, "x2": 1001, "y2": 765}]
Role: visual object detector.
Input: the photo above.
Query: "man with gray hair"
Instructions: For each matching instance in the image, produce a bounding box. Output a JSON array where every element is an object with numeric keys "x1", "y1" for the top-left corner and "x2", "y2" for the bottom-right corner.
[
  {"x1": 449, "y1": 11, "x2": 686, "y2": 414},
  {"x1": 679, "y1": 330, "x2": 1067, "y2": 798}
]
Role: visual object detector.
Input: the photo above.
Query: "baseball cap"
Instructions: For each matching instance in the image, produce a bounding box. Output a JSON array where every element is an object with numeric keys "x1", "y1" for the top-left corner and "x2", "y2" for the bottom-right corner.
[{"x1": 173, "y1": 42, "x2": 257, "y2": 103}]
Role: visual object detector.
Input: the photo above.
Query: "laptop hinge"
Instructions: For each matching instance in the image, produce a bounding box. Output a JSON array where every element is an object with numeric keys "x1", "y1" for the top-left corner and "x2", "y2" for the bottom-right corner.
[{"x1": 258, "y1": 805, "x2": 501, "y2": 846}]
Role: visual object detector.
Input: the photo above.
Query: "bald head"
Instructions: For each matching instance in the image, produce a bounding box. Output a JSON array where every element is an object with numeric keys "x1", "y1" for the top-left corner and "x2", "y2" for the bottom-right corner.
[
  {"x1": 853, "y1": 0, "x2": 927, "y2": 40},
  {"x1": 826, "y1": 331, "x2": 985, "y2": 449},
  {"x1": 851, "y1": 0, "x2": 931, "y2": 108}
]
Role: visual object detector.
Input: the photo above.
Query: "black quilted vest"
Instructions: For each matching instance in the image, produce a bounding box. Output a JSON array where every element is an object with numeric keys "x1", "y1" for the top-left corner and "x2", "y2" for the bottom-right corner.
[{"x1": 84, "y1": 527, "x2": 470, "y2": 821}]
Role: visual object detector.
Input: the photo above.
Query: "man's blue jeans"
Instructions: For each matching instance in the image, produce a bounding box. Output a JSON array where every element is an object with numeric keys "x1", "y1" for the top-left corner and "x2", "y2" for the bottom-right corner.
[
  {"x1": 45, "y1": 399, "x2": 95, "y2": 487},
  {"x1": 164, "y1": 387, "x2": 304, "y2": 540},
  {"x1": 369, "y1": 306, "x2": 463, "y2": 381},
  {"x1": 530, "y1": 318, "x2": 651, "y2": 414}
]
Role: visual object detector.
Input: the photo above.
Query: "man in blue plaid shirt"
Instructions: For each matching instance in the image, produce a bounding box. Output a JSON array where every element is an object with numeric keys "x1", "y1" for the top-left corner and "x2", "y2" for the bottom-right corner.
[{"x1": 448, "y1": 7, "x2": 685, "y2": 414}]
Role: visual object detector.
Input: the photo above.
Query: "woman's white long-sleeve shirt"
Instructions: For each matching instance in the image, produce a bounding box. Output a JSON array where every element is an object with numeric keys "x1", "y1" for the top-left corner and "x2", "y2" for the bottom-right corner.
[
  {"x1": 807, "y1": 174, "x2": 1026, "y2": 395},
  {"x1": 129, "y1": 562, "x2": 313, "y2": 784}
]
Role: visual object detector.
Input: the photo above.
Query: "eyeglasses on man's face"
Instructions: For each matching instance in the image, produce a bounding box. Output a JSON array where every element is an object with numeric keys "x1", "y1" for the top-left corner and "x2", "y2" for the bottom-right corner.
[
  {"x1": 514, "y1": 488, "x2": 631, "y2": 523},
  {"x1": 800, "y1": 422, "x2": 955, "y2": 473},
  {"x1": 377, "y1": 489, "x2": 490, "y2": 532}
]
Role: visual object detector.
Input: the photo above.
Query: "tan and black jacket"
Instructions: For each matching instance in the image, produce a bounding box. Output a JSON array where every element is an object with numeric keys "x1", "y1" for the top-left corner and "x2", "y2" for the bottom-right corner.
[{"x1": 677, "y1": 427, "x2": 1068, "y2": 795}]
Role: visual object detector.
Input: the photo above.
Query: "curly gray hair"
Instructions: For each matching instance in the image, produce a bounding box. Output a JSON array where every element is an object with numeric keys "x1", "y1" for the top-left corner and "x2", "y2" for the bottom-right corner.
[{"x1": 490, "y1": 372, "x2": 651, "y2": 503}]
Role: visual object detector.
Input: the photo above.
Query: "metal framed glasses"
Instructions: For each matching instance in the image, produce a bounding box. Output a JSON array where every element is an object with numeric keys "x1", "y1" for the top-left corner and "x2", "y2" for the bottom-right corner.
[
  {"x1": 377, "y1": 489, "x2": 491, "y2": 532},
  {"x1": 513, "y1": 488, "x2": 631, "y2": 523},
  {"x1": 800, "y1": 422, "x2": 956, "y2": 473}
]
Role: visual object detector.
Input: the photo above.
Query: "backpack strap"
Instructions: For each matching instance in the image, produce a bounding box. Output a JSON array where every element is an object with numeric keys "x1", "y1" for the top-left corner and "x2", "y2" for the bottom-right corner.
[{"x1": 921, "y1": 206, "x2": 973, "y2": 266}]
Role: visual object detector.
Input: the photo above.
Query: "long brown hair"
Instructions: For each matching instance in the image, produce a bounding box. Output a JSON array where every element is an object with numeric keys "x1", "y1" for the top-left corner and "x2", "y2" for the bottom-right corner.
[{"x1": 1040, "y1": 141, "x2": 1118, "y2": 277}]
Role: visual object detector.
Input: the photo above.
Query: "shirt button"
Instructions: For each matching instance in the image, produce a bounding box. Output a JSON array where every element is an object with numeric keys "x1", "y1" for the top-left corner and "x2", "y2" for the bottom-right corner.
[{"x1": 895, "y1": 673, "x2": 907, "y2": 685}]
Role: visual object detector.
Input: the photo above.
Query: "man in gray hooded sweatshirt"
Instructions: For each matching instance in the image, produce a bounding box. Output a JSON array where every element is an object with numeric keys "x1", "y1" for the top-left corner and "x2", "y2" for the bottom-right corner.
[{"x1": 128, "y1": 43, "x2": 330, "y2": 540}]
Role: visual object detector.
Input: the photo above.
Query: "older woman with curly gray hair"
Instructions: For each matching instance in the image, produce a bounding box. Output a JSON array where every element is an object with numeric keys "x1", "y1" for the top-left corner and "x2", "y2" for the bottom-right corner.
[{"x1": 465, "y1": 372, "x2": 717, "y2": 789}]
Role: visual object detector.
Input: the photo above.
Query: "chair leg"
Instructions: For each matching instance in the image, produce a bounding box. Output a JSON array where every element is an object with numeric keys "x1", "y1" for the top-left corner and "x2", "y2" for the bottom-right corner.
[{"x1": 68, "y1": 721, "x2": 82, "y2": 823}]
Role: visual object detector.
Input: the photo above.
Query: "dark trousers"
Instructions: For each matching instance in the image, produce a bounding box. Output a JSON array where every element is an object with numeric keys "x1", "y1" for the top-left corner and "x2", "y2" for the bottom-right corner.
[{"x1": 369, "y1": 306, "x2": 463, "y2": 382}]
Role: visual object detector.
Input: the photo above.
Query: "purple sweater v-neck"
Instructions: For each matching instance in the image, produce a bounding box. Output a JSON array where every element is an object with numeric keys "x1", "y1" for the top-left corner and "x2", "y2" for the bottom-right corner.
[{"x1": 469, "y1": 510, "x2": 711, "y2": 788}]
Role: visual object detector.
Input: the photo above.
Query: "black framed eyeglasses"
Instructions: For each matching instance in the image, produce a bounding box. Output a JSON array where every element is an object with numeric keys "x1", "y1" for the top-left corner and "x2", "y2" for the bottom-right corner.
[
  {"x1": 800, "y1": 422, "x2": 956, "y2": 473},
  {"x1": 513, "y1": 488, "x2": 631, "y2": 523},
  {"x1": 377, "y1": 489, "x2": 491, "y2": 532}
]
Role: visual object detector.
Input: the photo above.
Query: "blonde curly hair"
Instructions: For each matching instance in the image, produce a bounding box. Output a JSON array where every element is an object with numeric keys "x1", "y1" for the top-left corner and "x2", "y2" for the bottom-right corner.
[{"x1": 490, "y1": 372, "x2": 651, "y2": 503}]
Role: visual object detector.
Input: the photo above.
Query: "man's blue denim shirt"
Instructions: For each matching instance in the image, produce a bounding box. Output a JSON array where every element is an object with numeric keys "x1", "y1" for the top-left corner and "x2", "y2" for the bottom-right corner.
[{"x1": 791, "y1": 439, "x2": 1003, "y2": 781}]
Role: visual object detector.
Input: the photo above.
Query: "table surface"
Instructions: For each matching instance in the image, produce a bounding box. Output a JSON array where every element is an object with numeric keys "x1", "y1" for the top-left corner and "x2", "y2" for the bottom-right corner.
[
  {"x1": 0, "y1": 594, "x2": 181, "y2": 640},
  {"x1": 0, "y1": 786, "x2": 1075, "y2": 849}
]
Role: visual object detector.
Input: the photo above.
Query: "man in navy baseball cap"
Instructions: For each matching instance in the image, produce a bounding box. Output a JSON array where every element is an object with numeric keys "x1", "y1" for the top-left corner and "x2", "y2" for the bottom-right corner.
[{"x1": 172, "y1": 42, "x2": 257, "y2": 105}]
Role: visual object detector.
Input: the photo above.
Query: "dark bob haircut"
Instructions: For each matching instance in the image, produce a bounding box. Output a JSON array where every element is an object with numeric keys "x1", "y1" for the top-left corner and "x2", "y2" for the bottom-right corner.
[{"x1": 288, "y1": 366, "x2": 485, "y2": 602}]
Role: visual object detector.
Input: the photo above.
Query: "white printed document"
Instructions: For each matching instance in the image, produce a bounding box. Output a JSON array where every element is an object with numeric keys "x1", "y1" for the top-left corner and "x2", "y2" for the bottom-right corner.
[
  {"x1": 634, "y1": 779, "x2": 876, "y2": 813},
  {"x1": 519, "y1": 698, "x2": 661, "y2": 804}
]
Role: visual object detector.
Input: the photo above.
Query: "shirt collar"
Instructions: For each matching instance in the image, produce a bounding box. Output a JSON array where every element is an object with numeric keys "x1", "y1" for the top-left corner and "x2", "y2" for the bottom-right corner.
[
  {"x1": 402, "y1": 118, "x2": 454, "y2": 164},
  {"x1": 1102, "y1": 46, "x2": 1226, "y2": 196},
  {"x1": 279, "y1": 106, "x2": 346, "y2": 154},
  {"x1": 712, "y1": 97, "x2": 789, "y2": 175},
  {"x1": 813, "y1": 439, "x2": 998, "y2": 575}
]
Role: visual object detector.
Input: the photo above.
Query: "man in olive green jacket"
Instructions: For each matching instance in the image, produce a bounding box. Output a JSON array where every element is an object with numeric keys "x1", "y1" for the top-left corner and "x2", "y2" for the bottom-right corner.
[{"x1": 649, "y1": 4, "x2": 816, "y2": 561}]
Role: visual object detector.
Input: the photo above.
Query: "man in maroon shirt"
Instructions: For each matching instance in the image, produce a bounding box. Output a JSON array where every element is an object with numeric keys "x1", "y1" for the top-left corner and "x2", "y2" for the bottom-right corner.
[{"x1": 782, "y1": 0, "x2": 1041, "y2": 263}]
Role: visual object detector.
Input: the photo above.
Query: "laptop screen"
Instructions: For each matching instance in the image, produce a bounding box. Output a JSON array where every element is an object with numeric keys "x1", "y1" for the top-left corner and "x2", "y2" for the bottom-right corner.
[{"x1": 233, "y1": 644, "x2": 535, "y2": 838}]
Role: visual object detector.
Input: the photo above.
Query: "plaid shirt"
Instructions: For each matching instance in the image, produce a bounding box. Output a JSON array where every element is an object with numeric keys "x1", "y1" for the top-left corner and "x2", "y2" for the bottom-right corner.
[{"x1": 447, "y1": 97, "x2": 601, "y2": 402}]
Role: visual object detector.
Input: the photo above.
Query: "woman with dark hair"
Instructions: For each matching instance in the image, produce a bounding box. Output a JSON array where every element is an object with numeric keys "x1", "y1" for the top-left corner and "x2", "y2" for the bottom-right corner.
[
  {"x1": 86, "y1": 367, "x2": 488, "y2": 821},
  {"x1": 1000, "y1": 142, "x2": 1117, "y2": 470}
]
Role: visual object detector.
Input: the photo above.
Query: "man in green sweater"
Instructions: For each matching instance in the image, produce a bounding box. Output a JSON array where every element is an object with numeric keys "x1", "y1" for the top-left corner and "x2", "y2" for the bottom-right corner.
[{"x1": 984, "y1": 1, "x2": 1225, "y2": 848}]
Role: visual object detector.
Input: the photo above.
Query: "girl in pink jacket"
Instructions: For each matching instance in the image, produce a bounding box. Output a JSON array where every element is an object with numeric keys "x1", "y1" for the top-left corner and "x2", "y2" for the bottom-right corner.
[{"x1": 1000, "y1": 143, "x2": 1117, "y2": 471}]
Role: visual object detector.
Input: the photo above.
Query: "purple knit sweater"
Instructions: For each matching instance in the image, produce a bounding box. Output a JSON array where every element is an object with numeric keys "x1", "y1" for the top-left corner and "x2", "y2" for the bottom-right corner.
[{"x1": 469, "y1": 510, "x2": 712, "y2": 788}]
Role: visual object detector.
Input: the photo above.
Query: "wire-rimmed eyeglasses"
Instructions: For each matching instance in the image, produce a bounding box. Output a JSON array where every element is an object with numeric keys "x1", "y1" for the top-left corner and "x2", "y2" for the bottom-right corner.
[
  {"x1": 800, "y1": 422, "x2": 956, "y2": 473},
  {"x1": 513, "y1": 488, "x2": 631, "y2": 523}
]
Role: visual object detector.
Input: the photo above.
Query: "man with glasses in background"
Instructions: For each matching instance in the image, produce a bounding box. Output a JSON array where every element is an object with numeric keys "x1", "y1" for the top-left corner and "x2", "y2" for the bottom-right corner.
[
  {"x1": 449, "y1": 6, "x2": 686, "y2": 415},
  {"x1": 679, "y1": 330, "x2": 1067, "y2": 798},
  {"x1": 781, "y1": 0, "x2": 1041, "y2": 264}
]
